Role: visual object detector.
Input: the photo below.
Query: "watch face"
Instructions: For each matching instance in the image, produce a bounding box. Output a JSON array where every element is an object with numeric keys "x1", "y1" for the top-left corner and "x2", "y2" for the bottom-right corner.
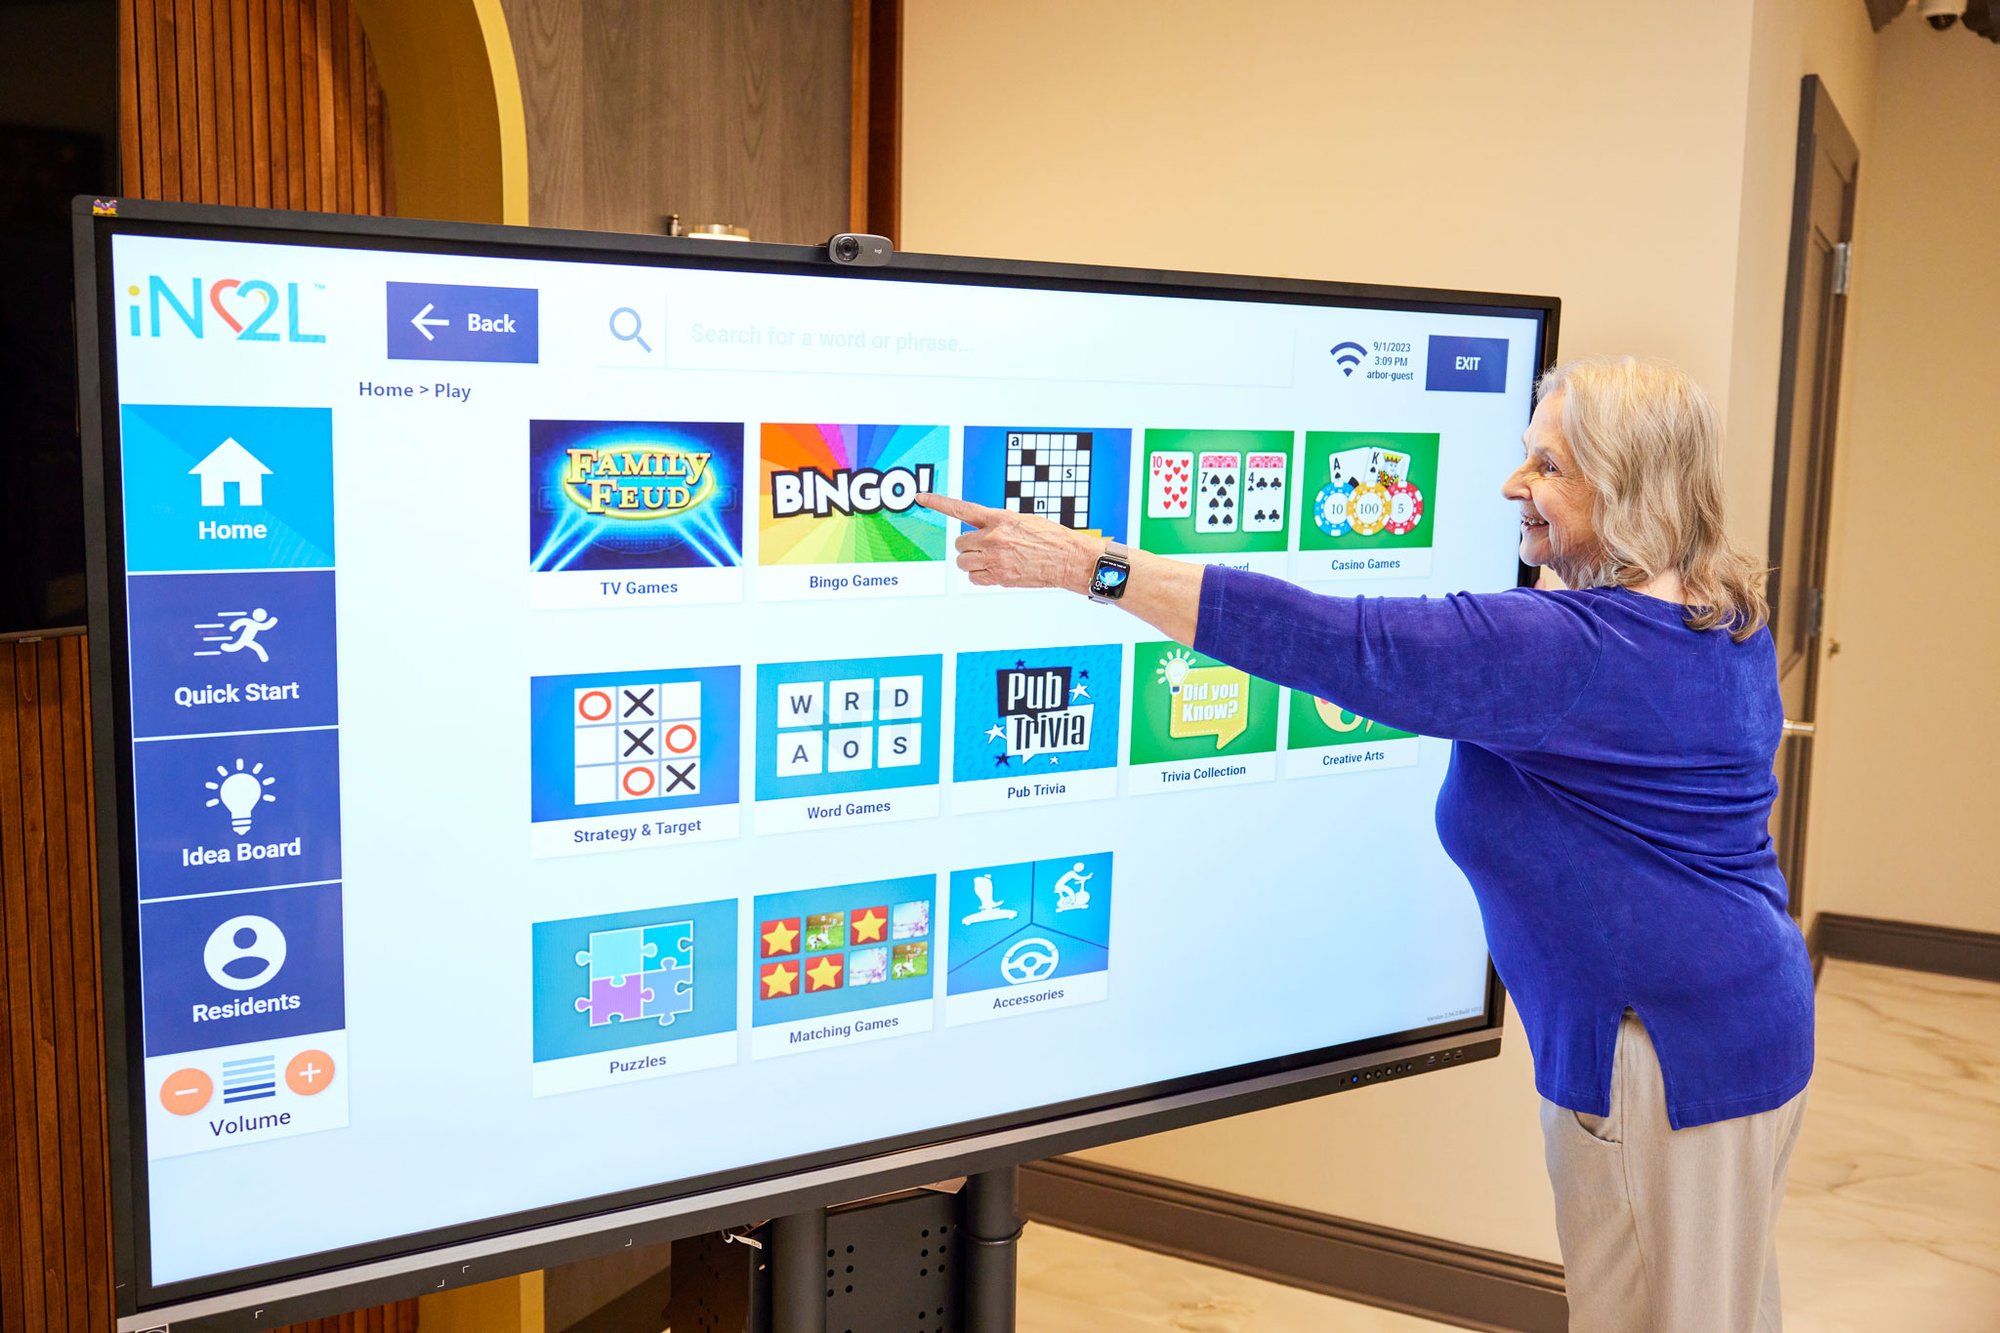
[{"x1": 1093, "y1": 561, "x2": 1128, "y2": 598}]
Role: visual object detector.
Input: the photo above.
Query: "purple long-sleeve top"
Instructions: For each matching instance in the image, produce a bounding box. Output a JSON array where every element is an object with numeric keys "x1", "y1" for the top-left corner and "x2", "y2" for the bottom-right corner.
[{"x1": 1194, "y1": 566, "x2": 1814, "y2": 1129}]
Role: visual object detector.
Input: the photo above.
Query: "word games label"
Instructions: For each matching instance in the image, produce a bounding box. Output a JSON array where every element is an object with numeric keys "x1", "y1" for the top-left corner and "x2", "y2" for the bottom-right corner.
[
  {"x1": 751, "y1": 875, "x2": 937, "y2": 1059},
  {"x1": 1127, "y1": 642, "x2": 1279, "y2": 793},
  {"x1": 759, "y1": 422, "x2": 949, "y2": 600},
  {"x1": 1282, "y1": 691, "x2": 1419, "y2": 779},
  {"x1": 528, "y1": 665, "x2": 742, "y2": 858},
  {"x1": 1291, "y1": 431, "x2": 1440, "y2": 582},
  {"x1": 951, "y1": 644, "x2": 1123, "y2": 812},
  {"x1": 527, "y1": 420, "x2": 746, "y2": 609},
  {"x1": 755, "y1": 654, "x2": 943, "y2": 833},
  {"x1": 1137, "y1": 429, "x2": 1293, "y2": 572},
  {"x1": 946, "y1": 853, "x2": 1112, "y2": 1025},
  {"x1": 530, "y1": 899, "x2": 738, "y2": 1096}
]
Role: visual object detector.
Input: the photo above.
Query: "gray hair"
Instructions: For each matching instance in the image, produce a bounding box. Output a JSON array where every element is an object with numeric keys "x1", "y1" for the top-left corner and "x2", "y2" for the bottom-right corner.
[{"x1": 1536, "y1": 356, "x2": 1769, "y2": 641}]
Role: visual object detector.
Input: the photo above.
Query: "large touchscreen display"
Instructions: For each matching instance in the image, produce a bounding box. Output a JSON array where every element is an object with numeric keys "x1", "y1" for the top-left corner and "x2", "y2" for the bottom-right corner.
[{"x1": 101, "y1": 228, "x2": 1543, "y2": 1286}]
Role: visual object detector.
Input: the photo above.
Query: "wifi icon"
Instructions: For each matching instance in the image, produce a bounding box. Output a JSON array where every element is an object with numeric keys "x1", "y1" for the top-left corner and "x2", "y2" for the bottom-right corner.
[{"x1": 1330, "y1": 341, "x2": 1368, "y2": 376}]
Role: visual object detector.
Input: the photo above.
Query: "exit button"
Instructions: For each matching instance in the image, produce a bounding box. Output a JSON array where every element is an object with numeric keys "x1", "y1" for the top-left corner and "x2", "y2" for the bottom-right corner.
[{"x1": 1425, "y1": 335, "x2": 1508, "y2": 393}]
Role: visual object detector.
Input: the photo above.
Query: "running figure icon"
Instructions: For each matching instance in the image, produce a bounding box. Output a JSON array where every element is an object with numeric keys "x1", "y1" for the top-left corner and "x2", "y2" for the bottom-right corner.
[{"x1": 195, "y1": 607, "x2": 279, "y2": 662}]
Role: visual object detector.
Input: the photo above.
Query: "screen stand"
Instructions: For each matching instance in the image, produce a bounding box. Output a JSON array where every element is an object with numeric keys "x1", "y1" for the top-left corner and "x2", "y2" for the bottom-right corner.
[
  {"x1": 962, "y1": 1167, "x2": 1023, "y2": 1331},
  {"x1": 674, "y1": 1167, "x2": 1020, "y2": 1331},
  {"x1": 770, "y1": 1205, "x2": 830, "y2": 1332}
]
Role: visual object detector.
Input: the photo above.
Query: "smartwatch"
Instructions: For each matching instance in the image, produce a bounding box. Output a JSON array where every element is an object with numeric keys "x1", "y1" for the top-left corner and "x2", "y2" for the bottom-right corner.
[{"x1": 1088, "y1": 541, "x2": 1132, "y2": 603}]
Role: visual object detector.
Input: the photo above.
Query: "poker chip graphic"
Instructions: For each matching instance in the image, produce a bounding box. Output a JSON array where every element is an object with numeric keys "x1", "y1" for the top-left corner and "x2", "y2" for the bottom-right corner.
[
  {"x1": 1383, "y1": 481, "x2": 1424, "y2": 535},
  {"x1": 1312, "y1": 481, "x2": 1355, "y2": 537},
  {"x1": 1347, "y1": 483, "x2": 1390, "y2": 536}
]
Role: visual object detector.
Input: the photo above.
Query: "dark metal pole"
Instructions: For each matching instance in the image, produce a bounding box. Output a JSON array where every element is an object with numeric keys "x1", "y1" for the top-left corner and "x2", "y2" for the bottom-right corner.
[
  {"x1": 961, "y1": 1167, "x2": 1020, "y2": 1333},
  {"x1": 770, "y1": 1207, "x2": 828, "y2": 1333}
]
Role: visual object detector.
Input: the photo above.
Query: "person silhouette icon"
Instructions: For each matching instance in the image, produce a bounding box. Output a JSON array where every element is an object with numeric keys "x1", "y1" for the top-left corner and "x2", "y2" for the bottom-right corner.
[
  {"x1": 1053, "y1": 862, "x2": 1092, "y2": 912},
  {"x1": 220, "y1": 607, "x2": 279, "y2": 663}
]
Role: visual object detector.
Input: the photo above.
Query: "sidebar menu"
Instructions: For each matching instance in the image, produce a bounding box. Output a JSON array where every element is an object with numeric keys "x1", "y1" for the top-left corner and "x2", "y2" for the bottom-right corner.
[{"x1": 120, "y1": 404, "x2": 350, "y2": 1158}]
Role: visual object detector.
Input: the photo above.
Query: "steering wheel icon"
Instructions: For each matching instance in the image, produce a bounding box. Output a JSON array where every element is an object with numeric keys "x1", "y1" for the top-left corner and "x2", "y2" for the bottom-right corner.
[{"x1": 1000, "y1": 937, "x2": 1060, "y2": 986}]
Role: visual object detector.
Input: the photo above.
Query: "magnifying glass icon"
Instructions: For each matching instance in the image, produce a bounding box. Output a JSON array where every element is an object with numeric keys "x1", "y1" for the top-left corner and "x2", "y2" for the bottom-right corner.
[{"x1": 609, "y1": 306, "x2": 652, "y2": 353}]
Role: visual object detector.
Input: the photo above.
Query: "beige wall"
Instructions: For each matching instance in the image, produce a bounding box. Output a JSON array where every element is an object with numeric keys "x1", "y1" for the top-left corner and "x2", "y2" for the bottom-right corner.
[
  {"x1": 903, "y1": 0, "x2": 1877, "y2": 1258},
  {"x1": 1804, "y1": 17, "x2": 2000, "y2": 936}
]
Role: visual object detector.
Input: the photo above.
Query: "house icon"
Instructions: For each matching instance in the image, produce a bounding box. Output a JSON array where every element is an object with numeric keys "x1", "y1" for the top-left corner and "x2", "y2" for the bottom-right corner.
[{"x1": 189, "y1": 438, "x2": 272, "y2": 507}]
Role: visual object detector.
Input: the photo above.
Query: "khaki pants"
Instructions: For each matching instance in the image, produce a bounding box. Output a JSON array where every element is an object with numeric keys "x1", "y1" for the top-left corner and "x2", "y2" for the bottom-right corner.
[{"x1": 1540, "y1": 1011, "x2": 1807, "y2": 1333}]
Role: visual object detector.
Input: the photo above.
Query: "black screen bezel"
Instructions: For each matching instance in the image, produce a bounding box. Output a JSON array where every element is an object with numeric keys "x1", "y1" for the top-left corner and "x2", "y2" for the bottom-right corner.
[{"x1": 75, "y1": 197, "x2": 1558, "y2": 1326}]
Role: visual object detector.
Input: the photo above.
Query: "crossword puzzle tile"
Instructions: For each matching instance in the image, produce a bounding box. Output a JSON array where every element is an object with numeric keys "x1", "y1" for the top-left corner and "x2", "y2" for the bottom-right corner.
[
  {"x1": 575, "y1": 926, "x2": 654, "y2": 979},
  {"x1": 576, "y1": 971, "x2": 650, "y2": 1026}
]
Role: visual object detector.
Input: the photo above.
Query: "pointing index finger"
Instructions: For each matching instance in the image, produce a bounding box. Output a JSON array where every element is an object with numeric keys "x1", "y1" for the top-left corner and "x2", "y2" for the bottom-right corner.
[{"x1": 916, "y1": 491, "x2": 1003, "y2": 528}]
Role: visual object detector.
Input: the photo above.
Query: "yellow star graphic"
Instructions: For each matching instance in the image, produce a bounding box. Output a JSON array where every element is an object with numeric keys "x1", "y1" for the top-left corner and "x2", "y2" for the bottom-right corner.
[
  {"x1": 851, "y1": 907, "x2": 887, "y2": 944},
  {"x1": 806, "y1": 955, "x2": 844, "y2": 992},
  {"x1": 761, "y1": 962, "x2": 797, "y2": 998},
  {"x1": 761, "y1": 919, "x2": 799, "y2": 955}
]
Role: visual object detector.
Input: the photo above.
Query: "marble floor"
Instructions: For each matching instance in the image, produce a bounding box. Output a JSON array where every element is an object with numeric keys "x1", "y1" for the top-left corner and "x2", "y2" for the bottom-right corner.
[{"x1": 1016, "y1": 959, "x2": 2000, "y2": 1331}]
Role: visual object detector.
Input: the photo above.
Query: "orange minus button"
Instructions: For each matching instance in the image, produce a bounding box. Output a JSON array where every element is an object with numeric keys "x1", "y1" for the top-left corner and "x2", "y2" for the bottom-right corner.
[
  {"x1": 159, "y1": 1067, "x2": 214, "y2": 1116},
  {"x1": 286, "y1": 1048, "x2": 336, "y2": 1096}
]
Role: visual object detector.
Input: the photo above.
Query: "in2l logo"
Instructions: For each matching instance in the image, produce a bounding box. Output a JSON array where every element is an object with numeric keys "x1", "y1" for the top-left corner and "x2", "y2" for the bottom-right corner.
[{"x1": 127, "y1": 275, "x2": 327, "y2": 343}]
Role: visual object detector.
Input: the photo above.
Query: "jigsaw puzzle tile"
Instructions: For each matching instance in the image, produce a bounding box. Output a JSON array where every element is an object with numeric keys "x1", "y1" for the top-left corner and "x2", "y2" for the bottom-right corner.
[
  {"x1": 639, "y1": 964, "x2": 696, "y2": 1024},
  {"x1": 641, "y1": 921, "x2": 695, "y2": 969},
  {"x1": 576, "y1": 971, "x2": 650, "y2": 1026},
  {"x1": 575, "y1": 926, "x2": 655, "y2": 979}
]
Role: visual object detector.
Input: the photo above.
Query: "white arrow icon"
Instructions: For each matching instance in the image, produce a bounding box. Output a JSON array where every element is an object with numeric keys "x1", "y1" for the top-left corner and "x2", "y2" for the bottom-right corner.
[{"x1": 410, "y1": 302, "x2": 450, "y2": 341}]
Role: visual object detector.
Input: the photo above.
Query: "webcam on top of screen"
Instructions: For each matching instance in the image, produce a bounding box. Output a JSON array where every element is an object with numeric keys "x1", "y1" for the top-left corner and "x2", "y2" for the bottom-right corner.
[{"x1": 827, "y1": 233, "x2": 894, "y2": 267}]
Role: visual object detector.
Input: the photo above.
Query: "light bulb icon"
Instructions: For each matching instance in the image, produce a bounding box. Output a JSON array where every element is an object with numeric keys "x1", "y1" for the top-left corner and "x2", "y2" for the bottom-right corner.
[
  {"x1": 1155, "y1": 647, "x2": 1195, "y2": 694},
  {"x1": 204, "y1": 758, "x2": 276, "y2": 834}
]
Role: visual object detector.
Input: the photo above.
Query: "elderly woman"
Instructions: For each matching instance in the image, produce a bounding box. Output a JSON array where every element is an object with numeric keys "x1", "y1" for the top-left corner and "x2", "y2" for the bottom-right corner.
[{"x1": 921, "y1": 355, "x2": 1813, "y2": 1332}]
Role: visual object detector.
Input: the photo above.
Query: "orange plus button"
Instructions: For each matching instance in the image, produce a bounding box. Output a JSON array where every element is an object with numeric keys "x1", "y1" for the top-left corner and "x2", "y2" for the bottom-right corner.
[
  {"x1": 159, "y1": 1067, "x2": 213, "y2": 1116},
  {"x1": 285, "y1": 1049, "x2": 336, "y2": 1096}
]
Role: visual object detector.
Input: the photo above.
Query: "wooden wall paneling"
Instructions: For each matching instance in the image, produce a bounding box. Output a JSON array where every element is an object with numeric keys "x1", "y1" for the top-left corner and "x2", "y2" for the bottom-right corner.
[
  {"x1": 1, "y1": 646, "x2": 46, "y2": 1333},
  {"x1": 20, "y1": 643, "x2": 65, "y2": 1329},
  {"x1": 121, "y1": 0, "x2": 146, "y2": 201},
  {"x1": 231, "y1": 0, "x2": 255, "y2": 205},
  {"x1": 363, "y1": 37, "x2": 383, "y2": 213},
  {"x1": 193, "y1": 0, "x2": 219, "y2": 203},
  {"x1": 849, "y1": 0, "x2": 869, "y2": 234},
  {"x1": 212, "y1": 0, "x2": 236, "y2": 203},
  {"x1": 38, "y1": 644, "x2": 85, "y2": 1333},
  {"x1": 508, "y1": 0, "x2": 585, "y2": 232},
  {"x1": 248, "y1": 0, "x2": 270, "y2": 205},
  {"x1": 61, "y1": 637, "x2": 112, "y2": 1333},
  {"x1": 150, "y1": 0, "x2": 180, "y2": 199},
  {"x1": 503, "y1": 0, "x2": 850, "y2": 242},
  {"x1": 314, "y1": 0, "x2": 337, "y2": 210},
  {"x1": 173, "y1": 0, "x2": 199, "y2": 199},
  {"x1": 332, "y1": 1, "x2": 353, "y2": 213},
  {"x1": 863, "y1": 0, "x2": 900, "y2": 243}
]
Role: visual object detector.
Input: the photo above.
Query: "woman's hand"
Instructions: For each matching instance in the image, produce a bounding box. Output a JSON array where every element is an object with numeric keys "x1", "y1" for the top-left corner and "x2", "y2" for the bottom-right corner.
[
  {"x1": 915, "y1": 491, "x2": 1206, "y2": 644},
  {"x1": 916, "y1": 493, "x2": 1100, "y2": 592}
]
